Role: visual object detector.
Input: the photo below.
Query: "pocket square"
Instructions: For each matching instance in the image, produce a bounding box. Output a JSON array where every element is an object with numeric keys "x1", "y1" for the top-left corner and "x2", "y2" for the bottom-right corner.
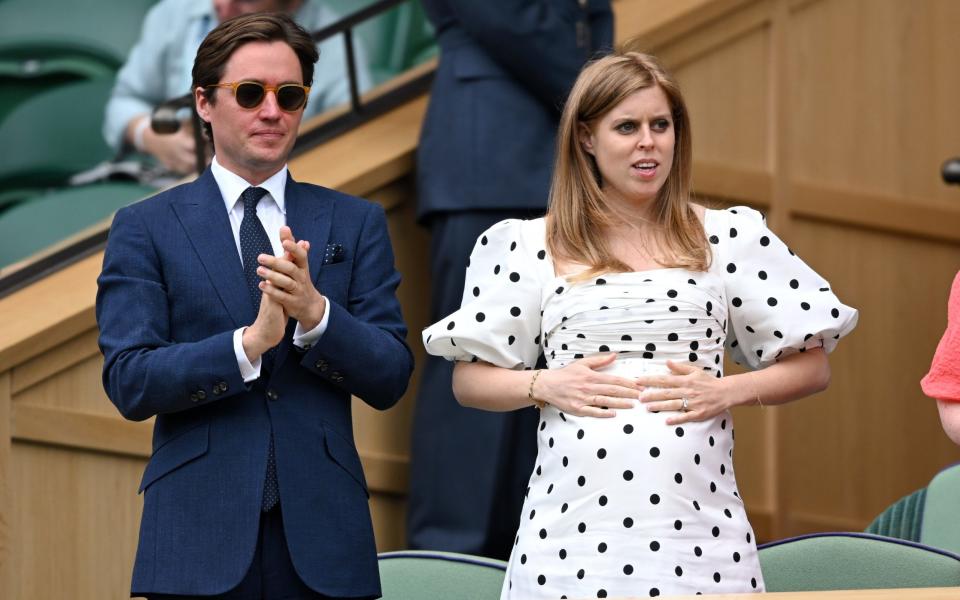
[{"x1": 322, "y1": 243, "x2": 344, "y2": 265}]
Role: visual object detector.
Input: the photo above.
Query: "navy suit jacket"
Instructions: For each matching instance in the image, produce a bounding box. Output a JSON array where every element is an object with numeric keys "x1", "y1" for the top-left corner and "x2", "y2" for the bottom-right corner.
[
  {"x1": 416, "y1": 0, "x2": 613, "y2": 221},
  {"x1": 96, "y1": 169, "x2": 413, "y2": 597}
]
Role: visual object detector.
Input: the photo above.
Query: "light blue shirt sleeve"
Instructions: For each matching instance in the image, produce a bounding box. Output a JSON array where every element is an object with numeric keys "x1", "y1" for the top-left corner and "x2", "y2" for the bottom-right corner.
[
  {"x1": 103, "y1": 0, "x2": 209, "y2": 151},
  {"x1": 104, "y1": 0, "x2": 375, "y2": 151}
]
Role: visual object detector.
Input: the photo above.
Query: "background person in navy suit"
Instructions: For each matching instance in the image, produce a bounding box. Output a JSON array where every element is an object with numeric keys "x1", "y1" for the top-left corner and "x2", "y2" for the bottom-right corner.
[
  {"x1": 408, "y1": 0, "x2": 614, "y2": 559},
  {"x1": 96, "y1": 13, "x2": 412, "y2": 599}
]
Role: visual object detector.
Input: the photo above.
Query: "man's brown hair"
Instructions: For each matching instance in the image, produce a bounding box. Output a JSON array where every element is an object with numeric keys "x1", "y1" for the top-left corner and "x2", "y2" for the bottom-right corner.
[{"x1": 192, "y1": 12, "x2": 319, "y2": 139}]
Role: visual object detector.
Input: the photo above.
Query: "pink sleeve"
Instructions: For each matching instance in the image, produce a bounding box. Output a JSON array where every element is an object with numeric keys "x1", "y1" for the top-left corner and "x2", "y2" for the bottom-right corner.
[{"x1": 921, "y1": 271, "x2": 960, "y2": 402}]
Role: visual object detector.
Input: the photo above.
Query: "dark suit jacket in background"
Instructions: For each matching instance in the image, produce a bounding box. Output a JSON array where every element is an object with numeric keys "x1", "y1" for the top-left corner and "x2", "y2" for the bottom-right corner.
[
  {"x1": 416, "y1": 0, "x2": 614, "y2": 221},
  {"x1": 408, "y1": 0, "x2": 614, "y2": 559},
  {"x1": 96, "y1": 169, "x2": 413, "y2": 597}
]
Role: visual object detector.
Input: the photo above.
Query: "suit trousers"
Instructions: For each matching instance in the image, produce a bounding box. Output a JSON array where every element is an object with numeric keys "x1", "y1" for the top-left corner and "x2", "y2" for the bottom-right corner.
[
  {"x1": 407, "y1": 209, "x2": 543, "y2": 560},
  {"x1": 144, "y1": 505, "x2": 366, "y2": 600}
]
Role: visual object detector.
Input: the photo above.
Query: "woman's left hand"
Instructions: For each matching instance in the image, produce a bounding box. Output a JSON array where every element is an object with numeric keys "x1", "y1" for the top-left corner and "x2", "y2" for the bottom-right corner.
[{"x1": 636, "y1": 360, "x2": 737, "y2": 425}]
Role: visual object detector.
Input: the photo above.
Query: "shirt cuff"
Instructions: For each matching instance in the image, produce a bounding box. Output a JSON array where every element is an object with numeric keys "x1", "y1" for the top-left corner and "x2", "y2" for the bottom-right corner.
[
  {"x1": 234, "y1": 327, "x2": 262, "y2": 382},
  {"x1": 293, "y1": 296, "x2": 330, "y2": 349}
]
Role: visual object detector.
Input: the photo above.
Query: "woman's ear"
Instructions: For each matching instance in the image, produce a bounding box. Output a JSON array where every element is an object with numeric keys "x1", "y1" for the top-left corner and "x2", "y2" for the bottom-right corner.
[{"x1": 578, "y1": 122, "x2": 595, "y2": 156}]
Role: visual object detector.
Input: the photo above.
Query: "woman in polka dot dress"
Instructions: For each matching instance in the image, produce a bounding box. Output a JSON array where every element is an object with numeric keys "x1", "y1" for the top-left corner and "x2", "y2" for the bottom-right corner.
[{"x1": 423, "y1": 52, "x2": 857, "y2": 598}]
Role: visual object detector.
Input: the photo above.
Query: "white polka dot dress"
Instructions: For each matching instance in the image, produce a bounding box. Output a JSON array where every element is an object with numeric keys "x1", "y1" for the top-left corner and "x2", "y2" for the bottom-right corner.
[{"x1": 423, "y1": 207, "x2": 858, "y2": 599}]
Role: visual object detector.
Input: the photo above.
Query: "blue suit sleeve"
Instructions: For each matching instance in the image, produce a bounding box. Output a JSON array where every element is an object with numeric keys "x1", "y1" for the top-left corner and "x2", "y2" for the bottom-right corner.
[
  {"x1": 299, "y1": 204, "x2": 414, "y2": 410},
  {"x1": 96, "y1": 206, "x2": 247, "y2": 421},
  {"x1": 444, "y1": 1, "x2": 610, "y2": 108}
]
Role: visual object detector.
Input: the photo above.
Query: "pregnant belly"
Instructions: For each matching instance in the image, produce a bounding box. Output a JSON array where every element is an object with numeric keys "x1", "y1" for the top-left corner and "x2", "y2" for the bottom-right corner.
[{"x1": 531, "y1": 358, "x2": 740, "y2": 534}]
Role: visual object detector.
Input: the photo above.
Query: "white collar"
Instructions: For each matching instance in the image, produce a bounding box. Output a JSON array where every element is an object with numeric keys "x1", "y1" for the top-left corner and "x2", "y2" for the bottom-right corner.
[{"x1": 212, "y1": 156, "x2": 289, "y2": 214}]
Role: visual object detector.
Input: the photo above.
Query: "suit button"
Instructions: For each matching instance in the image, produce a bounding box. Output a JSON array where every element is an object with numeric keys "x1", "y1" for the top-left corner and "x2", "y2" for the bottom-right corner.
[
  {"x1": 315, "y1": 359, "x2": 328, "y2": 372},
  {"x1": 196, "y1": 390, "x2": 206, "y2": 401},
  {"x1": 190, "y1": 393, "x2": 199, "y2": 403},
  {"x1": 266, "y1": 389, "x2": 279, "y2": 401},
  {"x1": 219, "y1": 382, "x2": 228, "y2": 393},
  {"x1": 331, "y1": 372, "x2": 344, "y2": 383}
]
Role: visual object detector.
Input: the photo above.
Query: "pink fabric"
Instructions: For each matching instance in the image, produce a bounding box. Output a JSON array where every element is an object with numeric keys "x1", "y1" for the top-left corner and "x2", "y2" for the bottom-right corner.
[{"x1": 922, "y1": 271, "x2": 960, "y2": 402}]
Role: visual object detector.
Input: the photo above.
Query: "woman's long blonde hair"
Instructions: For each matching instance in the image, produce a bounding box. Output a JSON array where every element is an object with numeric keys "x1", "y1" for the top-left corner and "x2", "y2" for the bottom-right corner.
[{"x1": 546, "y1": 51, "x2": 709, "y2": 279}]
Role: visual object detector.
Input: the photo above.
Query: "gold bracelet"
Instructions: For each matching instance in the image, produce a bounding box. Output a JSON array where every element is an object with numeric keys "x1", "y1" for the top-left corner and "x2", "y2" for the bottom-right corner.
[
  {"x1": 750, "y1": 372, "x2": 764, "y2": 407},
  {"x1": 529, "y1": 370, "x2": 545, "y2": 409}
]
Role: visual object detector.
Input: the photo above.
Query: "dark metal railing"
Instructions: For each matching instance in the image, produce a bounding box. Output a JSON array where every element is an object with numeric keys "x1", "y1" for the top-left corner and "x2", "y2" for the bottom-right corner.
[{"x1": 0, "y1": 0, "x2": 435, "y2": 298}]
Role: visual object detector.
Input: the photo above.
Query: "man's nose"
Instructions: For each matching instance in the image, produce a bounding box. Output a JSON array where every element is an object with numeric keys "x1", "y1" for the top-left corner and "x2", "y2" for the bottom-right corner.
[{"x1": 258, "y1": 90, "x2": 282, "y2": 119}]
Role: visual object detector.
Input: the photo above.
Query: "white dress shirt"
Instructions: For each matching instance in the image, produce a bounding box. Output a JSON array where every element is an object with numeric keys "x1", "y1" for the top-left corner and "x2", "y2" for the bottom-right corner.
[{"x1": 211, "y1": 157, "x2": 329, "y2": 382}]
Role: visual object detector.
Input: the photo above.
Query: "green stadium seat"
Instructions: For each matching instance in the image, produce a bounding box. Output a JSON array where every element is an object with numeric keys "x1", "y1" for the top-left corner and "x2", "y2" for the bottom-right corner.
[
  {"x1": 0, "y1": 0, "x2": 156, "y2": 67},
  {"x1": 0, "y1": 77, "x2": 117, "y2": 200},
  {"x1": 866, "y1": 463, "x2": 960, "y2": 555},
  {"x1": 758, "y1": 532, "x2": 960, "y2": 592},
  {"x1": 378, "y1": 551, "x2": 506, "y2": 600},
  {"x1": 0, "y1": 182, "x2": 153, "y2": 268},
  {"x1": 0, "y1": 0, "x2": 155, "y2": 120}
]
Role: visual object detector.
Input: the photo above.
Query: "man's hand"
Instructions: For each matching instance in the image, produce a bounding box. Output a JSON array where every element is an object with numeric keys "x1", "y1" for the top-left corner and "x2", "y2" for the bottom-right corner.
[
  {"x1": 257, "y1": 226, "x2": 326, "y2": 330},
  {"x1": 241, "y1": 286, "x2": 287, "y2": 363},
  {"x1": 126, "y1": 116, "x2": 202, "y2": 175}
]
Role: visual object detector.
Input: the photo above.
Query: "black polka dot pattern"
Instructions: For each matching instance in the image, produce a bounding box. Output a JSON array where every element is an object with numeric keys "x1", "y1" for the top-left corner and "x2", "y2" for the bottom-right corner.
[{"x1": 421, "y1": 211, "x2": 857, "y2": 598}]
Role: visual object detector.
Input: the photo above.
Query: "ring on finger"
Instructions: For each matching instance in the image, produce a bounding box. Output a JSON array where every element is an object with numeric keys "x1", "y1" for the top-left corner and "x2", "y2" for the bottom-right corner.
[{"x1": 681, "y1": 397, "x2": 689, "y2": 411}]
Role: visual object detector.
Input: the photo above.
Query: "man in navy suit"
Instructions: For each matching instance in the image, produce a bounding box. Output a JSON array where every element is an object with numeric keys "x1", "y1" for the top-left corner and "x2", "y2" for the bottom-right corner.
[
  {"x1": 408, "y1": 0, "x2": 613, "y2": 560},
  {"x1": 96, "y1": 13, "x2": 412, "y2": 599}
]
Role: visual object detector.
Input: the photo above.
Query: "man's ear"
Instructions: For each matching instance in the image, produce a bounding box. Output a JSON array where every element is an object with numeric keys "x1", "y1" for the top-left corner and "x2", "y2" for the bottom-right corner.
[
  {"x1": 195, "y1": 87, "x2": 212, "y2": 124},
  {"x1": 578, "y1": 122, "x2": 595, "y2": 156}
]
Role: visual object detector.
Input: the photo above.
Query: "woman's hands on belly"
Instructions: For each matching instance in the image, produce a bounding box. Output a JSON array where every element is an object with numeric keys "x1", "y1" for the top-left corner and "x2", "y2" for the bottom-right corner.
[
  {"x1": 636, "y1": 360, "x2": 738, "y2": 425},
  {"x1": 534, "y1": 353, "x2": 641, "y2": 418}
]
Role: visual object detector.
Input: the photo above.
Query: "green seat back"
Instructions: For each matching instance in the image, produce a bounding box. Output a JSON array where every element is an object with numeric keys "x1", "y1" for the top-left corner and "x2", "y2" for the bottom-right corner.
[
  {"x1": 0, "y1": 77, "x2": 116, "y2": 190},
  {"x1": 921, "y1": 463, "x2": 960, "y2": 555},
  {"x1": 758, "y1": 532, "x2": 960, "y2": 592},
  {"x1": 865, "y1": 487, "x2": 926, "y2": 542},
  {"x1": 0, "y1": 49, "x2": 114, "y2": 131},
  {"x1": 378, "y1": 551, "x2": 506, "y2": 600},
  {"x1": 0, "y1": 182, "x2": 153, "y2": 268},
  {"x1": 327, "y1": 0, "x2": 437, "y2": 85},
  {"x1": 0, "y1": 0, "x2": 155, "y2": 120},
  {"x1": 0, "y1": 0, "x2": 156, "y2": 68}
]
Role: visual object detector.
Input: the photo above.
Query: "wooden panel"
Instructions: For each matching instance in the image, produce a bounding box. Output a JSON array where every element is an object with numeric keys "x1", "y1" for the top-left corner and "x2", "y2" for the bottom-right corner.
[
  {"x1": 370, "y1": 495, "x2": 407, "y2": 553},
  {"x1": 673, "y1": 22, "x2": 772, "y2": 175},
  {"x1": 11, "y1": 442, "x2": 143, "y2": 600},
  {"x1": 12, "y1": 405, "x2": 152, "y2": 458},
  {"x1": 0, "y1": 253, "x2": 101, "y2": 374},
  {"x1": 11, "y1": 330, "x2": 100, "y2": 395},
  {"x1": 352, "y1": 177, "x2": 430, "y2": 463},
  {"x1": 13, "y1": 353, "x2": 113, "y2": 415},
  {"x1": 0, "y1": 373, "x2": 11, "y2": 599},
  {"x1": 780, "y1": 217, "x2": 960, "y2": 532},
  {"x1": 788, "y1": 0, "x2": 960, "y2": 204}
]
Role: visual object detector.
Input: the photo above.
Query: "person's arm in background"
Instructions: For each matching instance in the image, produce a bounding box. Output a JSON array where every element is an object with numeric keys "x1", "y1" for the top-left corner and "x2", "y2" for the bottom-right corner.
[
  {"x1": 103, "y1": 0, "x2": 198, "y2": 174},
  {"x1": 444, "y1": 0, "x2": 613, "y2": 109}
]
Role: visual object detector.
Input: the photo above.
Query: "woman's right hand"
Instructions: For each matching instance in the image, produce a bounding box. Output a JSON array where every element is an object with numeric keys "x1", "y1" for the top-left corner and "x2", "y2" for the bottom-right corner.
[{"x1": 534, "y1": 353, "x2": 640, "y2": 418}]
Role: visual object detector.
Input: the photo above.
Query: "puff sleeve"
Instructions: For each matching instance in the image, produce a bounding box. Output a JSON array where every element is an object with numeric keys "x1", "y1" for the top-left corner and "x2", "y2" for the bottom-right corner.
[
  {"x1": 422, "y1": 219, "x2": 547, "y2": 369},
  {"x1": 714, "y1": 207, "x2": 858, "y2": 369}
]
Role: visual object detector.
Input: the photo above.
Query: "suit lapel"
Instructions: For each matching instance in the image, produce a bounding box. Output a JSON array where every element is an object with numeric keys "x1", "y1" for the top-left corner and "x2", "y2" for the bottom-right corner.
[
  {"x1": 171, "y1": 169, "x2": 255, "y2": 328},
  {"x1": 274, "y1": 174, "x2": 333, "y2": 367},
  {"x1": 283, "y1": 173, "x2": 332, "y2": 290}
]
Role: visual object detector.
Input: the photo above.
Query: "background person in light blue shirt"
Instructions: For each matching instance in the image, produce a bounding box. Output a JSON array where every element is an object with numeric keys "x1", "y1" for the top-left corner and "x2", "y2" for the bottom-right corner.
[{"x1": 104, "y1": 0, "x2": 371, "y2": 176}]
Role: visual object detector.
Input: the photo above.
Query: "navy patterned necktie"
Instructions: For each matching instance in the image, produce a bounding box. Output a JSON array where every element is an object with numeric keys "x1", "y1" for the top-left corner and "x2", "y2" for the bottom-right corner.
[
  {"x1": 240, "y1": 186, "x2": 272, "y2": 310},
  {"x1": 238, "y1": 186, "x2": 280, "y2": 511}
]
